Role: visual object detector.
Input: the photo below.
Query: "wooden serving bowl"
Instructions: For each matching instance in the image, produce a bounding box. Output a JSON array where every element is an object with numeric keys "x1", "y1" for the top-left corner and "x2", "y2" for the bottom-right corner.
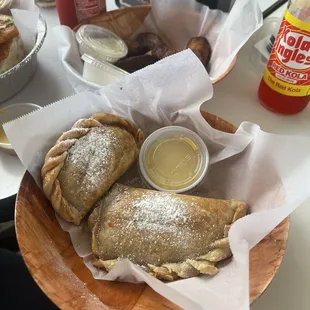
[
  {"x1": 74, "y1": 6, "x2": 237, "y2": 84},
  {"x1": 15, "y1": 112, "x2": 289, "y2": 310}
]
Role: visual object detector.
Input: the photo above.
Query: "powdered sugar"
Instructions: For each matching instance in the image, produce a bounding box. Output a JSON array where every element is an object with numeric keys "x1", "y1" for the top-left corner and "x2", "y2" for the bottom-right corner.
[
  {"x1": 131, "y1": 193, "x2": 189, "y2": 232},
  {"x1": 100, "y1": 188, "x2": 210, "y2": 265},
  {"x1": 68, "y1": 126, "x2": 119, "y2": 193}
]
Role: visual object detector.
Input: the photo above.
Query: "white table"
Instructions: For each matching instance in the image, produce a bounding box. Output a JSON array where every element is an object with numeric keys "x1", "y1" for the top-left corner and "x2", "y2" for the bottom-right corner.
[{"x1": 1, "y1": 1, "x2": 310, "y2": 310}]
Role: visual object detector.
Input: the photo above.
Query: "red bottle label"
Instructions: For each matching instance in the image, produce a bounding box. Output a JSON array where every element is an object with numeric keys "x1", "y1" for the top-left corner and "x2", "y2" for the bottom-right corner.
[
  {"x1": 74, "y1": 0, "x2": 106, "y2": 22},
  {"x1": 263, "y1": 9, "x2": 310, "y2": 97}
]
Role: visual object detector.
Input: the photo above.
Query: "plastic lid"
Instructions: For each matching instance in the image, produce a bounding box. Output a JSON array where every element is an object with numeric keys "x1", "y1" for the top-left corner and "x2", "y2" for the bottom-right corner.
[
  {"x1": 76, "y1": 25, "x2": 128, "y2": 62},
  {"x1": 139, "y1": 126, "x2": 209, "y2": 193}
]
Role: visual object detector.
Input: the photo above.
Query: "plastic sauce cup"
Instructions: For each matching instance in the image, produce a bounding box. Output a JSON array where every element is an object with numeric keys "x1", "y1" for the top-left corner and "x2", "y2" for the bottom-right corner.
[
  {"x1": 139, "y1": 126, "x2": 209, "y2": 193},
  {"x1": 76, "y1": 24, "x2": 128, "y2": 63},
  {"x1": 0, "y1": 103, "x2": 41, "y2": 155},
  {"x1": 81, "y1": 54, "x2": 128, "y2": 86}
]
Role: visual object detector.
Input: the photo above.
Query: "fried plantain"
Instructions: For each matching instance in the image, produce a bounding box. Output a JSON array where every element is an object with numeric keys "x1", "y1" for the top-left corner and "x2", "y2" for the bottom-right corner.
[
  {"x1": 115, "y1": 55, "x2": 159, "y2": 73},
  {"x1": 187, "y1": 37, "x2": 212, "y2": 69}
]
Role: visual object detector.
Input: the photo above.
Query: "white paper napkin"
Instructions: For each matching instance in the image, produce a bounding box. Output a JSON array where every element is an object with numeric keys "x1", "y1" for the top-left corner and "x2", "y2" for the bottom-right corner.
[
  {"x1": 140, "y1": 0, "x2": 263, "y2": 80},
  {"x1": 11, "y1": 1, "x2": 39, "y2": 53}
]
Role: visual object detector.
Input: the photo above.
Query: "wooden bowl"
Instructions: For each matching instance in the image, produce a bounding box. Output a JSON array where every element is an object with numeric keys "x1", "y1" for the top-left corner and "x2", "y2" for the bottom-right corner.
[
  {"x1": 15, "y1": 112, "x2": 289, "y2": 309},
  {"x1": 74, "y1": 6, "x2": 237, "y2": 84}
]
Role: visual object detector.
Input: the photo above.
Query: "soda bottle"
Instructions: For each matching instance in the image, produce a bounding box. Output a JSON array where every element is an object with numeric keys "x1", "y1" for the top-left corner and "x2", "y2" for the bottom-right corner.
[
  {"x1": 258, "y1": 0, "x2": 310, "y2": 114},
  {"x1": 56, "y1": 0, "x2": 106, "y2": 29}
]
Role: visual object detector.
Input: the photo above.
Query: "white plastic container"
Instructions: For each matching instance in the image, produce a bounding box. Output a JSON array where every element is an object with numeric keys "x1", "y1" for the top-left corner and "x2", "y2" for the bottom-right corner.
[
  {"x1": 76, "y1": 25, "x2": 128, "y2": 63},
  {"x1": 0, "y1": 103, "x2": 41, "y2": 155},
  {"x1": 81, "y1": 54, "x2": 128, "y2": 86},
  {"x1": 139, "y1": 126, "x2": 209, "y2": 193}
]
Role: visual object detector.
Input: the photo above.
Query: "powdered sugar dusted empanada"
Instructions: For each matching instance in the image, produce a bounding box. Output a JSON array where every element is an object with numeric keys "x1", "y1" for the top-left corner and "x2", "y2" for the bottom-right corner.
[
  {"x1": 89, "y1": 184, "x2": 248, "y2": 281},
  {"x1": 41, "y1": 114, "x2": 144, "y2": 225}
]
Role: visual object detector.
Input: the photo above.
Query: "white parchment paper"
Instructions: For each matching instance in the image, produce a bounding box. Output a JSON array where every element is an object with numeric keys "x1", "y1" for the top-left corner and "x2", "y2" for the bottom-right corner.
[
  {"x1": 5, "y1": 51, "x2": 310, "y2": 310},
  {"x1": 139, "y1": 0, "x2": 262, "y2": 80},
  {"x1": 11, "y1": 1, "x2": 39, "y2": 53},
  {"x1": 54, "y1": 0, "x2": 263, "y2": 93}
]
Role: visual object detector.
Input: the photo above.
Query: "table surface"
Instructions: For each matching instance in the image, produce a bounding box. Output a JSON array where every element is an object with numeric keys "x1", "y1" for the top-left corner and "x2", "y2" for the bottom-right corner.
[{"x1": 1, "y1": 1, "x2": 310, "y2": 310}]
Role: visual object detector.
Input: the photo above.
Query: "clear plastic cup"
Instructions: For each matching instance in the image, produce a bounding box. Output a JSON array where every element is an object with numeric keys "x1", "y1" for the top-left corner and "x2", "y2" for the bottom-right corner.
[
  {"x1": 139, "y1": 126, "x2": 209, "y2": 193},
  {"x1": 76, "y1": 24, "x2": 128, "y2": 63},
  {"x1": 81, "y1": 54, "x2": 128, "y2": 86},
  {"x1": 0, "y1": 103, "x2": 41, "y2": 155}
]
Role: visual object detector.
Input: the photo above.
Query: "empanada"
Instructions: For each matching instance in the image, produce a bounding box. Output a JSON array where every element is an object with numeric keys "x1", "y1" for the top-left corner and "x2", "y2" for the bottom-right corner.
[
  {"x1": 89, "y1": 184, "x2": 248, "y2": 281},
  {"x1": 41, "y1": 114, "x2": 144, "y2": 225}
]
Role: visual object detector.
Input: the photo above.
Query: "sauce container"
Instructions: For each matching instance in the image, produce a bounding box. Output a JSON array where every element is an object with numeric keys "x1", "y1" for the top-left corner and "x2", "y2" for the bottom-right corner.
[
  {"x1": 81, "y1": 54, "x2": 128, "y2": 86},
  {"x1": 76, "y1": 25, "x2": 128, "y2": 63},
  {"x1": 139, "y1": 126, "x2": 209, "y2": 193},
  {"x1": 0, "y1": 103, "x2": 41, "y2": 155}
]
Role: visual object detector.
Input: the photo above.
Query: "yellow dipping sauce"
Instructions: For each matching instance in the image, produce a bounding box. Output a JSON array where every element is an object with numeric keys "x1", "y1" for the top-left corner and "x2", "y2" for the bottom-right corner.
[
  {"x1": 0, "y1": 125, "x2": 9, "y2": 144},
  {"x1": 147, "y1": 137, "x2": 200, "y2": 190},
  {"x1": 140, "y1": 126, "x2": 209, "y2": 193}
]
